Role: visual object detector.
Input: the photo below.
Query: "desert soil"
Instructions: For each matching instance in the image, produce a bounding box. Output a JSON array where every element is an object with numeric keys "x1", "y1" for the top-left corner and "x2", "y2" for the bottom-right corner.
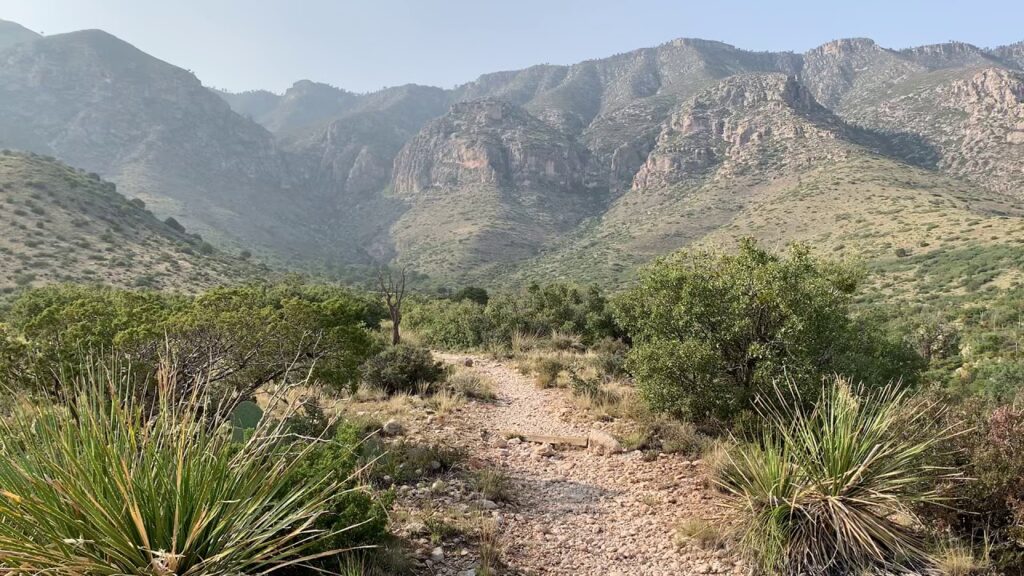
[{"x1": 412, "y1": 353, "x2": 743, "y2": 576}]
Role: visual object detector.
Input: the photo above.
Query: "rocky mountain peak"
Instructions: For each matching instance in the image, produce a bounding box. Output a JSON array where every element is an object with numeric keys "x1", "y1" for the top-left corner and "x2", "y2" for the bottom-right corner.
[
  {"x1": 991, "y1": 41, "x2": 1024, "y2": 70},
  {"x1": 810, "y1": 38, "x2": 882, "y2": 58},
  {"x1": 900, "y1": 41, "x2": 995, "y2": 69}
]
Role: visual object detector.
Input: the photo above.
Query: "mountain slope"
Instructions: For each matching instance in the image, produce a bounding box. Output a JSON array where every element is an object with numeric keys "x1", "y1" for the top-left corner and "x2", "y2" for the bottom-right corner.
[
  {"x1": 0, "y1": 152, "x2": 255, "y2": 294},
  {"x1": 839, "y1": 67, "x2": 1024, "y2": 197},
  {"x1": 493, "y1": 74, "x2": 1024, "y2": 292},
  {"x1": 3, "y1": 19, "x2": 1023, "y2": 290},
  {"x1": 0, "y1": 28, "x2": 326, "y2": 263},
  {"x1": 387, "y1": 99, "x2": 608, "y2": 277}
]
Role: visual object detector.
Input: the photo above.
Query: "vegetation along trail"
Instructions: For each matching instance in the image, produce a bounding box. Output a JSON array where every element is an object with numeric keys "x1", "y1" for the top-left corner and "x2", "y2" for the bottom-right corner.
[{"x1": 433, "y1": 353, "x2": 741, "y2": 576}]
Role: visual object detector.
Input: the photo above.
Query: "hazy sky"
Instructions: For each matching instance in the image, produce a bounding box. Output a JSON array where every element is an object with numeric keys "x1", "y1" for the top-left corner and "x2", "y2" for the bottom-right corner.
[{"x1": 4, "y1": 0, "x2": 1023, "y2": 94}]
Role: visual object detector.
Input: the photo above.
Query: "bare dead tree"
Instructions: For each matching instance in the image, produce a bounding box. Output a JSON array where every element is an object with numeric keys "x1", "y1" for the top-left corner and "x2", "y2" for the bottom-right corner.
[{"x1": 377, "y1": 266, "x2": 407, "y2": 345}]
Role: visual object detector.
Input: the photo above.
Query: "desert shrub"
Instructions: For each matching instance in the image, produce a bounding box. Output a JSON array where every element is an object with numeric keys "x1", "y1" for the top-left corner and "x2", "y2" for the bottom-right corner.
[
  {"x1": 289, "y1": 422, "x2": 392, "y2": 552},
  {"x1": 0, "y1": 361, "x2": 355, "y2": 574},
  {"x1": 592, "y1": 337, "x2": 629, "y2": 377},
  {"x1": 720, "y1": 379, "x2": 957, "y2": 575},
  {"x1": 922, "y1": 398, "x2": 1024, "y2": 571},
  {"x1": 615, "y1": 239, "x2": 923, "y2": 421},
  {"x1": 485, "y1": 282, "x2": 620, "y2": 345},
  {"x1": 453, "y1": 286, "x2": 489, "y2": 305},
  {"x1": 360, "y1": 344, "x2": 445, "y2": 395}
]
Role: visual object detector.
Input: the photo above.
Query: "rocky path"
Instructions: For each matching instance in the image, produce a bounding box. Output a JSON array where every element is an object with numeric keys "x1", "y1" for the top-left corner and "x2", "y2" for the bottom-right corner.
[{"x1": 433, "y1": 353, "x2": 741, "y2": 576}]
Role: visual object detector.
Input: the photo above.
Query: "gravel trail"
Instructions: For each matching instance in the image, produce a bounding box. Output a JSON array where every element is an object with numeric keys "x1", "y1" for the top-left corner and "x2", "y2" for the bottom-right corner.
[{"x1": 434, "y1": 353, "x2": 741, "y2": 576}]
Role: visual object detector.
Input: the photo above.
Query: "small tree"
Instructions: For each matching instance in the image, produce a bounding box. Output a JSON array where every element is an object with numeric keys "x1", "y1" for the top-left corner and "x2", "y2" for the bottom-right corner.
[{"x1": 378, "y1": 267, "x2": 407, "y2": 345}]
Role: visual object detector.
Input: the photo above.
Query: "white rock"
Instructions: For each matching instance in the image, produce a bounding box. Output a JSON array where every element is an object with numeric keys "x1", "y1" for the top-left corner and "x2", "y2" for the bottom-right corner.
[
  {"x1": 533, "y1": 443, "x2": 555, "y2": 457},
  {"x1": 430, "y1": 546, "x2": 444, "y2": 562},
  {"x1": 587, "y1": 429, "x2": 623, "y2": 455}
]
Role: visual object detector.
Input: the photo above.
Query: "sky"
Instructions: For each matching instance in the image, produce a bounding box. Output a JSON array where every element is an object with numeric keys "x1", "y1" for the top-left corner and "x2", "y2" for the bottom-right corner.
[{"x1": 3, "y1": 0, "x2": 1023, "y2": 94}]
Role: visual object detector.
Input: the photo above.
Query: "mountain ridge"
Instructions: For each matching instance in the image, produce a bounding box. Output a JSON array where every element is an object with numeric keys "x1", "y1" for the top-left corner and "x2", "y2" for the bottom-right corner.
[{"x1": 1, "y1": 20, "x2": 1022, "y2": 291}]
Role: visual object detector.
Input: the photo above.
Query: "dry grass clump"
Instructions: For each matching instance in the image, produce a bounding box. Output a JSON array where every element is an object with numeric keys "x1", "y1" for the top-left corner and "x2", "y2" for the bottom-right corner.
[
  {"x1": 547, "y1": 329, "x2": 583, "y2": 352},
  {"x1": 472, "y1": 468, "x2": 513, "y2": 503},
  {"x1": 510, "y1": 329, "x2": 541, "y2": 355},
  {"x1": 477, "y1": 516, "x2": 503, "y2": 576},
  {"x1": 515, "y1": 352, "x2": 572, "y2": 388},
  {"x1": 618, "y1": 413, "x2": 710, "y2": 457},
  {"x1": 675, "y1": 518, "x2": 730, "y2": 551},
  {"x1": 429, "y1": 387, "x2": 465, "y2": 416},
  {"x1": 447, "y1": 369, "x2": 497, "y2": 401},
  {"x1": 933, "y1": 539, "x2": 990, "y2": 576}
]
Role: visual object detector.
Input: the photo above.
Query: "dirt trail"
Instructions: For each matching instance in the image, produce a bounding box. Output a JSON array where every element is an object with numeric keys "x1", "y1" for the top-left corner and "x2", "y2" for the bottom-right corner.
[{"x1": 434, "y1": 353, "x2": 740, "y2": 576}]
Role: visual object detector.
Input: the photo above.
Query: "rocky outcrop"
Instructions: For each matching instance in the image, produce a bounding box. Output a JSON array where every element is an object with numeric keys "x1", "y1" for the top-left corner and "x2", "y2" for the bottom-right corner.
[
  {"x1": 843, "y1": 67, "x2": 1024, "y2": 197},
  {"x1": 392, "y1": 99, "x2": 592, "y2": 196},
  {"x1": 633, "y1": 74, "x2": 854, "y2": 190}
]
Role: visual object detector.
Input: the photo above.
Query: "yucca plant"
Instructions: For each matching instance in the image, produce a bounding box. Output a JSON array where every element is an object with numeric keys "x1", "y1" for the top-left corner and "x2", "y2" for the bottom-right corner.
[
  {"x1": 719, "y1": 378, "x2": 961, "y2": 575},
  {"x1": 0, "y1": 359, "x2": 362, "y2": 575}
]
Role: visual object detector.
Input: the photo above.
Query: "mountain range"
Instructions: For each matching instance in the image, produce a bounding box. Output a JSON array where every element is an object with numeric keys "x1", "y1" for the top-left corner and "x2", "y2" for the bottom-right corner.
[{"x1": 1, "y1": 18, "x2": 1022, "y2": 292}]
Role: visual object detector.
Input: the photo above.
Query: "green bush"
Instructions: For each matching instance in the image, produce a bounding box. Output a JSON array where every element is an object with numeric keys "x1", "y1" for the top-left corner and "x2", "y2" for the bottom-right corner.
[
  {"x1": 0, "y1": 360, "x2": 352, "y2": 574},
  {"x1": 0, "y1": 283, "x2": 381, "y2": 395},
  {"x1": 615, "y1": 239, "x2": 922, "y2": 421},
  {"x1": 452, "y1": 286, "x2": 489, "y2": 305},
  {"x1": 485, "y1": 282, "x2": 620, "y2": 345},
  {"x1": 404, "y1": 298, "x2": 489, "y2": 349},
  {"x1": 290, "y1": 423, "x2": 392, "y2": 552},
  {"x1": 360, "y1": 344, "x2": 445, "y2": 394},
  {"x1": 720, "y1": 379, "x2": 957, "y2": 574}
]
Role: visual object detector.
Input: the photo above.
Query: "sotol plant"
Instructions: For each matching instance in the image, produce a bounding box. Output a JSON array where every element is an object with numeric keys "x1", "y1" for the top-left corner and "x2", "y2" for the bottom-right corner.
[
  {"x1": 0, "y1": 360, "x2": 359, "y2": 575},
  {"x1": 719, "y1": 378, "x2": 960, "y2": 575}
]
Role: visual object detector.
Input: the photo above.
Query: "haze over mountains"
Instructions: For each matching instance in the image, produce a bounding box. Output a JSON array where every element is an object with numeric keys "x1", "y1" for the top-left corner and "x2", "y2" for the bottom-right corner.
[{"x1": 1, "y1": 18, "x2": 1022, "y2": 290}]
